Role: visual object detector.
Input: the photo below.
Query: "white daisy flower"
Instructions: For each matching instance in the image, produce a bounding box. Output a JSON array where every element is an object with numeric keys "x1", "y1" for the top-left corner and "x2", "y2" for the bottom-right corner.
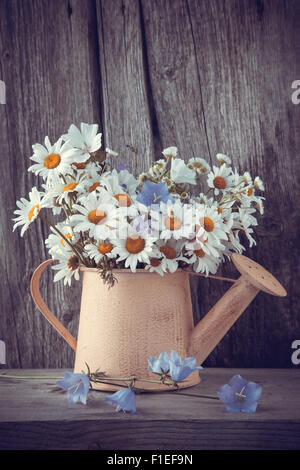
[
  {"x1": 84, "y1": 240, "x2": 116, "y2": 264},
  {"x1": 45, "y1": 222, "x2": 76, "y2": 257},
  {"x1": 241, "y1": 171, "x2": 253, "y2": 186},
  {"x1": 28, "y1": 137, "x2": 76, "y2": 183},
  {"x1": 101, "y1": 170, "x2": 137, "y2": 211},
  {"x1": 62, "y1": 122, "x2": 102, "y2": 163},
  {"x1": 49, "y1": 174, "x2": 86, "y2": 205},
  {"x1": 111, "y1": 224, "x2": 156, "y2": 272},
  {"x1": 192, "y1": 204, "x2": 228, "y2": 256},
  {"x1": 187, "y1": 157, "x2": 211, "y2": 175},
  {"x1": 188, "y1": 247, "x2": 220, "y2": 276},
  {"x1": 238, "y1": 208, "x2": 258, "y2": 247},
  {"x1": 162, "y1": 146, "x2": 178, "y2": 159},
  {"x1": 216, "y1": 153, "x2": 231, "y2": 165},
  {"x1": 51, "y1": 249, "x2": 80, "y2": 286},
  {"x1": 82, "y1": 179, "x2": 102, "y2": 196},
  {"x1": 69, "y1": 190, "x2": 120, "y2": 241},
  {"x1": 207, "y1": 164, "x2": 234, "y2": 195},
  {"x1": 170, "y1": 158, "x2": 196, "y2": 185},
  {"x1": 153, "y1": 238, "x2": 188, "y2": 273},
  {"x1": 144, "y1": 256, "x2": 167, "y2": 276},
  {"x1": 117, "y1": 169, "x2": 139, "y2": 194},
  {"x1": 254, "y1": 176, "x2": 265, "y2": 191},
  {"x1": 102, "y1": 169, "x2": 139, "y2": 196},
  {"x1": 220, "y1": 229, "x2": 245, "y2": 261},
  {"x1": 254, "y1": 199, "x2": 264, "y2": 215},
  {"x1": 13, "y1": 187, "x2": 51, "y2": 237},
  {"x1": 156, "y1": 200, "x2": 195, "y2": 241}
]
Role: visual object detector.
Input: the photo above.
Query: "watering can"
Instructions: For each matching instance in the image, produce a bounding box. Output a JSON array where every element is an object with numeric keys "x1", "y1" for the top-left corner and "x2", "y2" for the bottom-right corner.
[{"x1": 30, "y1": 253, "x2": 286, "y2": 391}]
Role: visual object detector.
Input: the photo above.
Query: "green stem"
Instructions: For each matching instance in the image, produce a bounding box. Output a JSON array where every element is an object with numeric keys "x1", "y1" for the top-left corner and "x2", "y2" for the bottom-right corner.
[{"x1": 90, "y1": 375, "x2": 174, "y2": 386}]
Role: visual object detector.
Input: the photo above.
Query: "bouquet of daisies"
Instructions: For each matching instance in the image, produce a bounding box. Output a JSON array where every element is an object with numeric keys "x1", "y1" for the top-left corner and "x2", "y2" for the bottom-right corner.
[{"x1": 12, "y1": 122, "x2": 265, "y2": 288}]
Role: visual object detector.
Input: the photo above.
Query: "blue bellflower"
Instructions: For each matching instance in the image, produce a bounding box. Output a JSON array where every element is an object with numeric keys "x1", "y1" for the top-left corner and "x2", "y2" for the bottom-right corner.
[
  {"x1": 136, "y1": 181, "x2": 174, "y2": 208},
  {"x1": 148, "y1": 350, "x2": 203, "y2": 382},
  {"x1": 105, "y1": 388, "x2": 137, "y2": 414},
  {"x1": 56, "y1": 371, "x2": 90, "y2": 404},
  {"x1": 217, "y1": 374, "x2": 262, "y2": 413},
  {"x1": 148, "y1": 351, "x2": 171, "y2": 374},
  {"x1": 168, "y1": 350, "x2": 203, "y2": 381}
]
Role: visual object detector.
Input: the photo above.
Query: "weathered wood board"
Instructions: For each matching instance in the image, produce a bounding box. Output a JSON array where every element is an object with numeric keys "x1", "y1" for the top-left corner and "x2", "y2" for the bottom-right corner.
[
  {"x1": 0, "y1": 368, "x2": 299, "y2": 450},
  {"x1": 0, "y1": 0, "x2": 299, "y2": 368}
]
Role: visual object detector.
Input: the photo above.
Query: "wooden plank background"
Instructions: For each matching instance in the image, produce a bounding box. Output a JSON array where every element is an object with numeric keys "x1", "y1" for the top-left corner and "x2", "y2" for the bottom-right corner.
[{"x1": 0, "y1": 0, "x2": 299, "y2": 368}]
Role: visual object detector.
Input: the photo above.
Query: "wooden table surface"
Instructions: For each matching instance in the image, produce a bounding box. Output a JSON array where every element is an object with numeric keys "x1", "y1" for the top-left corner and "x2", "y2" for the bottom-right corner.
[{"x1": 0, "y1": 368, "x2": 299, "y2": 450}]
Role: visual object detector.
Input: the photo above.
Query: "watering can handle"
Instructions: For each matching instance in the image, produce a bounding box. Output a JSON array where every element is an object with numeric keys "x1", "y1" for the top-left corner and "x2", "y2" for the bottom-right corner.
[{"x1": 30, "y1": 259, "x2": 77, "y2": 351}]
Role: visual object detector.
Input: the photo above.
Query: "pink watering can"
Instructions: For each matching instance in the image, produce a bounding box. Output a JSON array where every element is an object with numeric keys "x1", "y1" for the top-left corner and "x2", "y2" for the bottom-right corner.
[{"x1": 30, "y1": 253, "x2": 286, "y2": 391}]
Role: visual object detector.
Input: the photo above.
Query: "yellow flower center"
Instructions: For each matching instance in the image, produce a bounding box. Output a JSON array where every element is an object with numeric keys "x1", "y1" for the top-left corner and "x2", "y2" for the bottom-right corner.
[
  {"x1": 164, "y1": 216, "x2": 182, "y2": 231},
  {"x1": 44, "y1": 153, "x2": 61, "y2": 169},
  {"x1": 72, "y1": 162, "x2": 86, "y2": 169},
  {"x1": 28, "y1": 204, "x2": 39, "y2": 221},
  {"x1": 125, "y1": 236, "x2": 145, "y2": 254},
  {"x1": 98, "y1": 242, "x2": 113, "y2": 255},
  {"x1": 63, "y1": 183, "x2": 77, "y2": 192},
  {"x1": 150, "y1": 258, "x2": 161, "y2": 267},
  {"x1": 247, "y1": 187, "x2": 253, "y2": 196},
  {"x1": 213, "y1": 176, "x2": 226, "y2": 190},
  {"x1": 89, "y1": 182, "x2": 100, "y2": 193},
  {"x1": 195, "y1": 248, "x2": 205, "y2": 258},
  {"x1": 160, "y1": 245, "x2": 177, "y2": 259},
  {"x1": 67, "y1": 255, "x2": 79, "y2": 271},
  {"x1": 61, "y1": 233, "x2": 72, "y2": 247},
  {"x1": 202, "y1": 217, "x2": 215, "y2": 232},
  {"x1": 88, "y1": 209, "x2": 106, "y2": 224},
  {"x1": 115, "y1": 193, "x2": 131, "y2": 207}
]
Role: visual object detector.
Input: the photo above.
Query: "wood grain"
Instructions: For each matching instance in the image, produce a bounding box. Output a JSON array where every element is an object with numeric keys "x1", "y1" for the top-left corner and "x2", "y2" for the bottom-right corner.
[
  {"x1": 140, "y1": 0, "x2": 300, "y2": 367},
  {"x1": 0, "y1": 0, "x2": 102, "y2": 367},
  {"x1": 0, "y1": 368, "x2": 299, "y2": 450},
  {"x1": 96, "y1": 0, "x2": 155, "y2": 171},
  {"x1": 185, "y1": 0, "x2": 300, "y2": 367},
  {"x1": 0, "y1": 0, "x2": 299, "y2": 368}
]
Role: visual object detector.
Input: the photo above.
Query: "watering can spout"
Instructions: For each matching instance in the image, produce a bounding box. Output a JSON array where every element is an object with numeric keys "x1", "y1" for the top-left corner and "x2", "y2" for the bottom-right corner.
[{"x1": 188, "y1": 253, "x2": 287, "y2": 365}]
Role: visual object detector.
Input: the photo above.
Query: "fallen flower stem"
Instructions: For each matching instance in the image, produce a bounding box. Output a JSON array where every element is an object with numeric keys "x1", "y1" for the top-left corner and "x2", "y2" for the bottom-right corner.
[
  {"x1": 171, "y1": 391, "x2": 219, "y2": 400},
  {"x1": 92, "y1": 376, "x2": 173, "y2": 386},
  {"x1": 0, "y1": 373, "x2": 219, "y2": 398}
]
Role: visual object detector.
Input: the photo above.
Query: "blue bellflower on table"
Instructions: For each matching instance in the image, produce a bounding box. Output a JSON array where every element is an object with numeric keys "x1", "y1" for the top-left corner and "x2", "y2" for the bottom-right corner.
[
  {"x1": 148, "y1": 350, "x2": 203, "y2": 381},
  {"x1": 148, "y1": 351, "x2": 171, "y2": 374},
  {"x1": 105, "y1": 388, "x2": 137, "y2": 414},
  {"x1": 56, "y1": 371, "x2": 90, "y2": 404},
  {"x1": 168, "y1": 350, "x2": 203, "y2": 382},
  {"x1": 216, "y1": 374, "x2": 262, "y2": 413}
]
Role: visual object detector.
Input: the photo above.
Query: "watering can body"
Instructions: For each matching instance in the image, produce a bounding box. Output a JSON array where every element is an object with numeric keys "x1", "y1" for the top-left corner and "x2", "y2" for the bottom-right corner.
[{"x1": 30, "y1": 254, "x2": 286, "y2": 391}]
